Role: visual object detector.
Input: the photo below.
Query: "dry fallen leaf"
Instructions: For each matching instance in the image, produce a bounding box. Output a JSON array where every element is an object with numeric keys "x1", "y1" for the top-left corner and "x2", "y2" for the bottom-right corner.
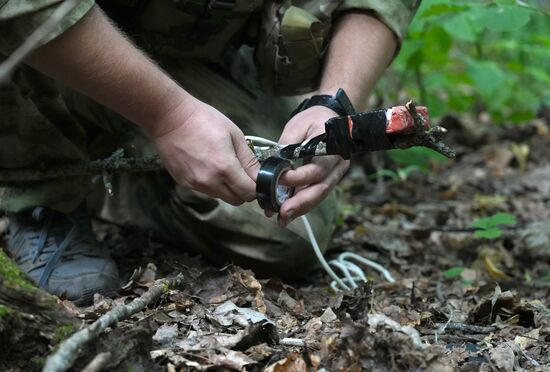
[
  {"x1": 264, "y1": 352, "x2": 308, "y2": 372},
  {"x1": 234, "y1": 268, "x2": 267, "y2": 313}
]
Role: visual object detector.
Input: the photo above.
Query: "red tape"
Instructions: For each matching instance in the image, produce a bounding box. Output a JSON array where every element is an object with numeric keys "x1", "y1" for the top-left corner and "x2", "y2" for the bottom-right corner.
[{"x1": 386, "y1": 106, "x2": 430, "y2": 134}]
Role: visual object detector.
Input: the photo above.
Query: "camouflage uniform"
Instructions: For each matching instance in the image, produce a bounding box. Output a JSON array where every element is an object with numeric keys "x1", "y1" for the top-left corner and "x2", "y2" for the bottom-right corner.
[{"x1": 0, "y1": 0, "x2": 419, "y2": 276}]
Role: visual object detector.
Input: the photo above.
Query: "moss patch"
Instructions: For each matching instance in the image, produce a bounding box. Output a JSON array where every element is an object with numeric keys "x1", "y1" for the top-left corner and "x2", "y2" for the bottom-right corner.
[
  {"x1": 52, "y1": 324, "x2": 74, "y2": 345},
  {"x1": 0, "y1": 304, "x2": 10, "y2": 317},
  {"x1": 30, "y1": 356, "x2": 46, "y2": 368},
  {"x1": 0, "y1": 248, "x2": 35, "y2": 289}
]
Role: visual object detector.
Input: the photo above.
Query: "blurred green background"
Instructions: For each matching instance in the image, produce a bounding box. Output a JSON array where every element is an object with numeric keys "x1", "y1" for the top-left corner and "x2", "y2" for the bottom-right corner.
[{"x1": 377, "y1": 0, "x2": 550, "y2": 124}]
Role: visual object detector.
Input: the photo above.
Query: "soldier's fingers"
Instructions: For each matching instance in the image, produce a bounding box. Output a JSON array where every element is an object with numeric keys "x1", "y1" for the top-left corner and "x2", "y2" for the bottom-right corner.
[
  {"x1": 218, "y1": 134, "x2": 259, "y2": 202},
  {"x1": 223, "y1": 160, "x2": 257, "y2": 202},
  {"x1": 277, "y1": 165, "x2": 345, "y2": 226},
  {"x1": 280, "y1": 156, "x2": 338, "y2": 187},
  {"x1": 233, "y1": 131, "x2": 261, "y2": 182},
  {"x1": 198, "y1": 182, "x2": 245, "y2": 206}
]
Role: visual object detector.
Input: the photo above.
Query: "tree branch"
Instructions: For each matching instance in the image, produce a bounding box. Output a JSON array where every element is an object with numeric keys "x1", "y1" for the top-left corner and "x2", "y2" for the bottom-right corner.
[
  {"x1": 43, "y1": 275, "x2": 185, "y2": 372},
  {"x1": 0, "y1": 149, "x2": 163, "y2": 182},
  {"x1": 391, "y1": 100, "x2": 456, "y2": 159}
]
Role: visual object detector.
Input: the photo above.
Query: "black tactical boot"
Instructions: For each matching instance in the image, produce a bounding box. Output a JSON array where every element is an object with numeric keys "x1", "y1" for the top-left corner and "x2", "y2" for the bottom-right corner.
[{"x1": 7, "y1": 206, "x2": 120, "y2": 305}]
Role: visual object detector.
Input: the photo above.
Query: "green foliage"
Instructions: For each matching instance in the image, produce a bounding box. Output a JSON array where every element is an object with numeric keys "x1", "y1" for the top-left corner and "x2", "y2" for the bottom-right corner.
[
  {"x1": 388, "y1": 146, "x2": 447, "y2": 171},
  {"x1": 0, "y1": 304, "x2": 11, "y2": 317},
  {"x1": 539, "y1": 272, "x2": 550, "y2": 282},
  {"x1": 380, "y1": 0, "x2": 550, "y2": 124},
  {"x1": 471, "y1": 212, "x2": 517, "y2": 239},
  {"x1": 443, "y1": 266, "x2": 465, "y2": 279},
  {"x1": 370, "y1": 165, "x2": 421, "y2": 182},
  {"x1": 52, "y1": 324, "x2": 74, "y2": 345},
  {"x1": 0, "y1": 248, "x2": 35, "y2": 289}
]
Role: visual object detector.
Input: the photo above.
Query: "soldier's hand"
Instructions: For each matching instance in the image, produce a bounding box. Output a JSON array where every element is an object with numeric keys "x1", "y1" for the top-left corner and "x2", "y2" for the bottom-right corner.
[
  {"x1": 152, "y1": 99, "x2": 260, "y2": 206},
  {"x1": 276, "y1": 106, "x2": 350, "y2": 226}
]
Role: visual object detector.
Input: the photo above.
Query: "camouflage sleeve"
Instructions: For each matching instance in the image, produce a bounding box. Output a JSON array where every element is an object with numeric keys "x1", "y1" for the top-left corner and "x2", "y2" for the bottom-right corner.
[
  {"x1": 336, "y1": 0, "x2": 420, "y2": 44},
  {"x1": 0, "y1": 0, "x2": 95, "y2": 57}
]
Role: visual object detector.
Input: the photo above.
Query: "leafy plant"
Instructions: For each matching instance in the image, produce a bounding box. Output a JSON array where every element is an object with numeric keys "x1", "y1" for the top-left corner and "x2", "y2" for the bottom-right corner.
[
  {"x1": 387, "y1": 146, "x2": 447, "y2": 171},
  {"x1": 370, "y1": 165, "x2": 421, "y2": 182},
  {"x1": 379, "y1": 0, "x2": 550, "y2": 124},
  {"x1": 443, "y1": 266, "x2": 465, "y2": 279},
  {"x1": 471, "y1": 212, "x2": 517, "y2": 239}
]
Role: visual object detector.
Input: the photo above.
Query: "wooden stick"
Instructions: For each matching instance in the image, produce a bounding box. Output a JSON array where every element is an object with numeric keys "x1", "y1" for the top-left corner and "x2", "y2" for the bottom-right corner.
[{"x1": 43, "y1": 275, "x2": 185, "y2": 372}]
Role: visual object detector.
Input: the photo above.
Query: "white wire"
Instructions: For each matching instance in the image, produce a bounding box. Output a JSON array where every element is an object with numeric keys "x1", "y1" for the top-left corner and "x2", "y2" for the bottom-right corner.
[
  {"x1": 300, "y1": 215, "x2": 351, "y2": 291},
  {"x1": 328, "y1": 259, "x2": 358, "y2": 289},
  {"x1": 245, "y1": 135, "x2": 280, "y2": 147},
  {"x1": 337, "y1": 252, "x2": 396, "y2": 283},
  {"x1": 247, "y1": 134, "x2": 395, "y2": 291},
  {"x1": 331, "y1": 259, "x2": 367, "y2": 283}
]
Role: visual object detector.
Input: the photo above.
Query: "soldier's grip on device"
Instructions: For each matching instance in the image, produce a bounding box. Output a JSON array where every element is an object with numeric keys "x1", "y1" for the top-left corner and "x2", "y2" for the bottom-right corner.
[{"x1": 324, "y1": 106, "x2": 430, "y2": 159}]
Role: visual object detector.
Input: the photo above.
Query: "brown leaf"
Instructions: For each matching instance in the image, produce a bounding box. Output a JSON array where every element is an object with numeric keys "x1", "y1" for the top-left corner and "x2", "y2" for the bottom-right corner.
[
  {"x1": 264, "y1": 352, "x2": 308, "y2": 372},
  {"x1": 234, "y1": 268, "x2": 267, "y2": 313}
]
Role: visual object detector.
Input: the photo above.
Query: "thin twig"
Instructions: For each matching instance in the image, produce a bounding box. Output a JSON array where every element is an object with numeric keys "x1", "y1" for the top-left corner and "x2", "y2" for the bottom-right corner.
[
  {"x1": 0, "y1": 0, "x2": 80, "y2": 84},
  {"x1": 81, "y1": 352, "x2": 112, "y2": 372},
  {"x1": 520, "y1": 350, "x2": 540, "y2": 367},
  {"x1": 392, "y1": 100, "x2": 456, "y2": 159},
  {"x1": 434, "y1": 322, "x2": 497, "y2": 334},
  {"x1": 0, "y1": 152, "x2": 162, "y2": 182},
  {"x1": 43, "y1": 275, "x2": 185, "y2": 372},
  {"x1": 421, "y1": 334, "x2": 486, "y2": 343}
]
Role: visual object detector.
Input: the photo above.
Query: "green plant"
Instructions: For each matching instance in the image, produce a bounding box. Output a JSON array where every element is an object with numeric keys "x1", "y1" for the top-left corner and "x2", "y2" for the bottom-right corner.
[
  {"x1": 443, "y1": 266, "x2": 465, "y2": 279},
  {"x1": 379, "y1": 0, "x2": 550, "y2": 124},
  {"x1": 471, "y1": 212, "x2": 517, "y2": 239},
  {"x1": 370, "y1": 165, "x2": 421, "y2": 182}
]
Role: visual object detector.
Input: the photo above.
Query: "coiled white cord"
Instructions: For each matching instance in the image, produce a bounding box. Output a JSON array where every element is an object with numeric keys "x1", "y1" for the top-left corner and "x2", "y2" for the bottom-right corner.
[{"x1": 246, "y1": 136, "x2": 396, "y2": 291}]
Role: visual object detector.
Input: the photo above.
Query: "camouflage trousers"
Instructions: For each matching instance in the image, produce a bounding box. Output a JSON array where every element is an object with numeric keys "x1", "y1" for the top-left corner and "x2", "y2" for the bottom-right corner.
[{"x1": 0, "y1": 53, "x2": 339, "y2": 277}]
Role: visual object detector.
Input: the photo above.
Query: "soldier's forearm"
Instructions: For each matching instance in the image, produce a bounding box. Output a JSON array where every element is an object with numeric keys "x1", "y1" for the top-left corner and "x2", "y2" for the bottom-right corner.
[
  {"x1": 26, "y1": 5, "x2": 195, "y2": 137},
  {"x1": 319, "y1": 11, "x2": 397, "y2": 111}
]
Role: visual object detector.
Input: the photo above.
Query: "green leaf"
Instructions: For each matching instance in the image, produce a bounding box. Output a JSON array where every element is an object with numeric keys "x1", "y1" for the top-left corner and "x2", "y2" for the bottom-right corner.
[
  {"x1": 370, "y1": 169, "x2": 399, "y2": 181},
  {"x1": 509, "y1": 110, "x2": 536, "y2": 123},
  {"x1": 443, "y1": 267, "x2": 465, "y2": 279},
  {"x1": 474, "y1": 228, "x2": 503, "y2": 239},
  {"x1": 466, "y1": 60, "x2": 507, "y2": 101},
  {"x1": 426, "y1": 93, "x2": 447, "y2": 118},
  {"x1": 477, "y1": 5, "x2": 531, "y2": 32},
  {"x1": 517, "y1": 0, "x2": 550, "y2": 16},
  {"x1": 443, "y1": 12, "x2": 480, "y2": 42},
  {"x1": 397, "y1": 165, "x2": 421, "y2": 180},
  {"x1": 388, "y1": 147, "x2": 447, "y2": 171},
  {"x1": 420, "y1": 4, "x2": 470, "y2": 18},
  {"x1": 472, "y1": 212, "x2": 517, "y2": 230}
]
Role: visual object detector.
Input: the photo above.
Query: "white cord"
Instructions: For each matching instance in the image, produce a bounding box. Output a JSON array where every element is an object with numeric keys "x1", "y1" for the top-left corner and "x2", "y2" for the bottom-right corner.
[
  {"x1": 300, "y1": 215, "x2": 351, "y2": 291},
  {"x1": 247, "y1": 135, "x2": 395, "y2": 291},
  {"x1": 245, "y1": 135, "x2": 280, "y2": 147}
]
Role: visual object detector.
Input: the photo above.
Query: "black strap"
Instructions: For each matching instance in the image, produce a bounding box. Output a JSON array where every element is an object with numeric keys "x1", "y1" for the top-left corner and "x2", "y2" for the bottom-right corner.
[{"x1": 290, "y1": 88, "x2": 356, "y2": 118}]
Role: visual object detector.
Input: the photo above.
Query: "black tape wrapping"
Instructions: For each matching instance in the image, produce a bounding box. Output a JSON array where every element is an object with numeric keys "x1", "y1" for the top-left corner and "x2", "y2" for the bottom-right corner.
[
  {"x1": 324, "y1": 110, "x2": 394, "y2": 159},
  {"x1": 256, "y1": 157, "x2": 295, "y2": 212}
]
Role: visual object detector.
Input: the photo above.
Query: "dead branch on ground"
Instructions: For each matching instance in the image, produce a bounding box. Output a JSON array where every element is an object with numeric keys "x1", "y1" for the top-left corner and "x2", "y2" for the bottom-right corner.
[
  {"x1": 392, "y1": 100, "x2": 456, "y2": 158},
  {"x1": 43, "y1": 275, "x2": 185, "y2": 372}
]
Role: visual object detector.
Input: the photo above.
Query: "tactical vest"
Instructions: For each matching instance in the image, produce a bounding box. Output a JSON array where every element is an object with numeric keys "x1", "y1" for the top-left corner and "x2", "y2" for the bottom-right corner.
[{"x1": 99, "y1": 0, "x2": 343, "y2": 95}]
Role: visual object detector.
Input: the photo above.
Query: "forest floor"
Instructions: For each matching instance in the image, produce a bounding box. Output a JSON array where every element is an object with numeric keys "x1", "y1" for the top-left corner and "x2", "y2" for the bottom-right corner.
[{"x1": 3, "y1": 115, "x2": 550, "y2": 371}]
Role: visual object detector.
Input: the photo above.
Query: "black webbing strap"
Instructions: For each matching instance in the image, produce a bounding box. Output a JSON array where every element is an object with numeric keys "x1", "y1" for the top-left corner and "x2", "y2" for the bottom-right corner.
[
  {"x1": 324, "y1": 110, "x2": 394, "y2": 159},
  {"x1": 290, "y1": 88, "x2": 356, "y2": 118}
]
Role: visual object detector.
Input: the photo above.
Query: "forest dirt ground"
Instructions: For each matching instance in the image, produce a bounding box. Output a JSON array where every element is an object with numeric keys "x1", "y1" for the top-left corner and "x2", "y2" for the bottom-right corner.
[{"x1": 2, "y1": 115, "x2": 550, "y2": 371}]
